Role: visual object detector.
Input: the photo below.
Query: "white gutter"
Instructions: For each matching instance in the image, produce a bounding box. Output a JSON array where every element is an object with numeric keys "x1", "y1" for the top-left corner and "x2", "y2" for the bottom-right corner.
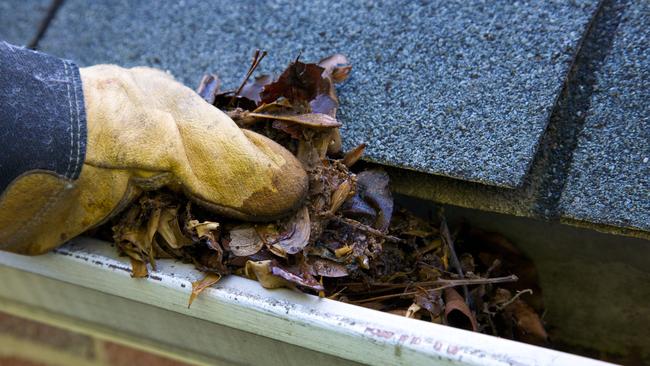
[{"x1": 0, "y1": 238, "x2": 616, "y2": 366}]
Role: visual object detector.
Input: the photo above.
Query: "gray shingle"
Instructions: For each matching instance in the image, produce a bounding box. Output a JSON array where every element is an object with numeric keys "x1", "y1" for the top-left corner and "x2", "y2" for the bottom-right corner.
[
  {"x1": 560, "y1": 1, "x2": 650, "y2": 232},
  {"x1": 39, "y1": 0, "x2": 598, "y2": 188},
  {"x1": 0, "y1": 0, "x2": 50, "y2": 46}
]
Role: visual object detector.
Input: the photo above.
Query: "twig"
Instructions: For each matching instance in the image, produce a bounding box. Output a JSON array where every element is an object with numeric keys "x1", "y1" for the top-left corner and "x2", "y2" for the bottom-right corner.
[
  {"x1": 364, "y1": 275, "x2": 518, "y2": 289},
  {"x1": 482, "y1": 303, "x2": 499, "y2": 336},
  {"x1": 485, "y1": 259, "x2": 502, "y2": 278},
  {"x1": 439, "y1": 215, "x2": 469, "y2": 302},
  {"x1": 496, "y1": 289, "x2": 533, "y2": 311},
  {"x1": 348, "y1": 275, "x2": 518, "y2": 304},
  {"x1": 332, "y1": 216, "x2": 406, "y2": 243},
  {"x1": 340, "y1": 274, "x2": 518, "y2": 290},
  {"x1": 327, "y1": 286, "x2": 348, "y2": 300},
  {"x1": 230, "y1": 49, "x2": 267, "y2": 107}
]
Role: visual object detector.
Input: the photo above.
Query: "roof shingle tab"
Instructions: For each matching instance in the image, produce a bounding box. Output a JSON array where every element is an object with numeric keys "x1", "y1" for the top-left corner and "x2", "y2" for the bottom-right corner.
[{"x1": 560, "y1": 0, "x2": 650, "y2": 232}]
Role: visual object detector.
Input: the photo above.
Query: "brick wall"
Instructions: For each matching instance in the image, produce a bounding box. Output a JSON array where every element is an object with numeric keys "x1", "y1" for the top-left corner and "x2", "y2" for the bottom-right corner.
[{"x1": 0, "y1": 311, "x2": 193, "y2": 366}]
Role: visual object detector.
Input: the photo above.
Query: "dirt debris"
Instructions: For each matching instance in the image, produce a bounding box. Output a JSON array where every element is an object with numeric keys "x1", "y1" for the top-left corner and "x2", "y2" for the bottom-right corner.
[{"x1": 95, "y1": 51, "x2": 548, "y2": 346}]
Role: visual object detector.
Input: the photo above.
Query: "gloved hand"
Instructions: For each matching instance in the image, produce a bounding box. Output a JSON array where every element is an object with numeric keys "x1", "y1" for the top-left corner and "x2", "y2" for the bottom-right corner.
[{"x1": 0, "y1": 65, "x2": 307, "y2": 255}]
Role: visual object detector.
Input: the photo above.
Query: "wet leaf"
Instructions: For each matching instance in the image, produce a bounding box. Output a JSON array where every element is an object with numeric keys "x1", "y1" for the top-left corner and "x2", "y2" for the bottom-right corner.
[
  {"x1": 444, "y1": 288, "x2": 478, "y2": 331},
  {"x1": 188, "y1": 273, "x2": 221, "y2": 307},
  {"x1": 495, "y1": 288, "x2": 548, "y2": 345}
]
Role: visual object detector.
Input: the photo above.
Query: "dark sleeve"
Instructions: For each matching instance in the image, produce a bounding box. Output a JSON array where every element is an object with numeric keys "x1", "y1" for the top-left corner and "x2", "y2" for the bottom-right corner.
[{"x1": 0, "y1": 41, "x2": 86, "y2": 193}]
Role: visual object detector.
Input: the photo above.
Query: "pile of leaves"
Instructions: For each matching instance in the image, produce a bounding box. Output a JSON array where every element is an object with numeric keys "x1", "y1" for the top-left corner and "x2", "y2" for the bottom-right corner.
[{"x1": 99, "y1": 51, "x2": 549, "y2": 346}]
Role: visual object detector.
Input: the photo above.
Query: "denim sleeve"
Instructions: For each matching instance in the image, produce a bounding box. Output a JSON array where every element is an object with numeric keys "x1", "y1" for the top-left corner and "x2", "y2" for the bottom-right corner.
[{"x1": 0, "y1": 41, "x2": 86, "y2": 193}]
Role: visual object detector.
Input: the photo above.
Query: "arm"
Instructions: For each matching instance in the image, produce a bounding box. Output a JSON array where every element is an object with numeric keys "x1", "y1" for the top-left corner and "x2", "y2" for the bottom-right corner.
[{"x1": 0, "y1": 42, "x2": 307, "y2": 255}]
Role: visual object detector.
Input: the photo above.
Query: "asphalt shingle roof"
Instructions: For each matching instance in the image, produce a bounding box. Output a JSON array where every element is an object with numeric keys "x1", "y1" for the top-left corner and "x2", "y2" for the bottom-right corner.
[
  {"x1": 559, "y1": 0, "x2": 650, "y2": 232},
  {"x1": 35, "y1": 0, "x2": 598, "y2": 188},
  {"x1": 0, "y1": 0, "x2": 49, "y2": 46}
]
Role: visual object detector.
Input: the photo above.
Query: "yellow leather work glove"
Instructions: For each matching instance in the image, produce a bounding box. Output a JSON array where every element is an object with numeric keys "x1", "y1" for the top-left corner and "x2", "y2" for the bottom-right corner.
[{"x1": 0, "y1": 65, "x2": 308, "y2": 255}]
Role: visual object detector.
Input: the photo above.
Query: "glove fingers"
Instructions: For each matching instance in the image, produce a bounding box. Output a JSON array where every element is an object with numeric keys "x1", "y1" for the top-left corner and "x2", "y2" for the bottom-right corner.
[
  {"x1": 82, "y1": 65, "x2": 308, "y2": 221},
  {"x1": 122, "y1": 67, "x2": 309, "y2": 219},
  {"x1": 181, "y1": 129, "x2": 308, "y2": 221}
]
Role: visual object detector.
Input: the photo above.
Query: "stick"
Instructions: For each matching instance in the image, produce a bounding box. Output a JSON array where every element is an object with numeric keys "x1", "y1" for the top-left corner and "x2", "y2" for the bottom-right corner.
[
  {"x1": 439, "y1": 215, "x2": 470, "y2": 302},
  {"x1": 229, "y1": 49, "x2": 267, "y2": 107},
  {"x1": 333, "y1": 216, "x2": 406, "y2": 243},
  {"x1": 348, "y1": 275, "x2": 518, "y2": 304},
  {"x1": 496, "y1": 289, "x2": 533, "y2": 311}
]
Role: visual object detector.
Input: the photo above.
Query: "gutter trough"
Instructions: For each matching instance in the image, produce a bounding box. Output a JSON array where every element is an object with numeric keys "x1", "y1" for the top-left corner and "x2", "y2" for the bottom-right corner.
[{"x1": 0, "y1": 237, "x2": 614, "y2": 366}]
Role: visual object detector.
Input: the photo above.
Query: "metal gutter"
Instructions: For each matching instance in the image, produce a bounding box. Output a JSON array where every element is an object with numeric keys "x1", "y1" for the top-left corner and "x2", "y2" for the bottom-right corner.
[{"x1": 0, "y1": 238, "x2": 616, "y2": 366}]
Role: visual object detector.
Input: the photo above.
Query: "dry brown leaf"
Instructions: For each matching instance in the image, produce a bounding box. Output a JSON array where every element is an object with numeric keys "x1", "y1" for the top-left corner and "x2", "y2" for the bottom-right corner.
[
  {"x1": 130, "y1": 258, "x2": 148, "y2": 278},
  {"x1": 334, "y1": 245, "x2": 353, "y2": 258},
  {"x1": 507, "y1": 299, "x2": 548, "y2": 345},
  {"x1": 229, "y1": 225, "x2": 264, "y2": 256},
  {"x1": 416, "y1": 238, "x2": 442, "y2": 257},
  {"x1": 406, "y1": 302, "x2": 422, "y2": 319},
  {"x1": 327, "y1": 129, "x2": 342, "y2": 155},
  {"x1": 309, "y1": 93, "x2": 338, "y2": 117},
  {"x1": 260, "y1": 59, "x2": 327, "y2": 104},
  {"x1": 187, "y1": 219, "x2": 220, "y2": 239},
  {"x1": 347, "y1": 170, "x2": 393, "y2": 232},
  {"x1": 310, "y1": 258, "x2": 349, "y2": 277},
  {"x1": 188, "y1": 273, "x2": 222, "y2": 307},
  {"x1": 196, "y1": 74, "x2": 220, "y2": 105},
  {"x1": 244, "y1": 260, "x2": 290, "y2": 289},
  {"x1": 318, "y1": 54, "x2": 348, "y2": 74},
  {"x1": 331, "y1": 65, "x2": 352, "y2": 83},
  {"x1": 270, "y1": 207, "x2": 311, "y2": 255},
  {"x1": 248, "y1": 112, "x2": 341, "y2": 128},
  {"x1": 415, "y1": 290, "x2": 444, "y2": 317},
  {"x1": 158, "y1": 208, "x2": 193, "y2": 249},
  {"x1": 270, "y1": 265, "x2": 324, "y2": 291},
  {"x1": 239, "y1": 74, "x2": 273, "y2": 104},
  {"x1": 342, "y1": 143, "x2": 366, "y2": 168},
  {"x1": 101, "y1": 53, "x2": 549, "y2": 343},
  {"x1": 318, "y1": 54, "x2": 351, "y2": 83},
  {"x1": 329, "y1": 179, "x2": 354, "y2": 213}
]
